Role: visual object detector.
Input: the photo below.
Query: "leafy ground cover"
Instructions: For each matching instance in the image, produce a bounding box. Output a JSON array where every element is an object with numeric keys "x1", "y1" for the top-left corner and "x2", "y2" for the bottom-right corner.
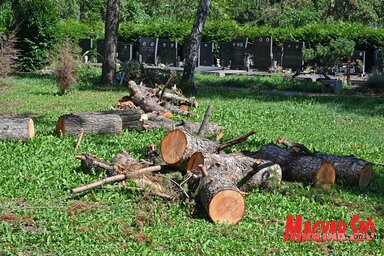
[{"x1": 0, "y1": 70, "x2": 383, "y2": 255}]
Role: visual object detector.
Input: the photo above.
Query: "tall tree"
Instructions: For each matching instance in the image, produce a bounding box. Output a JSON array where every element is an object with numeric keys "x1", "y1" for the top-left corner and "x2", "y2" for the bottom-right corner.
[
  {"x1": 101, "y1": 0, "x2": 120, "y2": 85},
  {"x1": 180, "y1": 0, "x2": 211, "y2": 95}
]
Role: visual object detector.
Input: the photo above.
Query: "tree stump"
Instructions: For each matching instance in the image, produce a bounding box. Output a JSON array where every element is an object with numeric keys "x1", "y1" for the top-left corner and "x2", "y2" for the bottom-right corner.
[
  {"x1": 187, "y1": 152, "x2": 282, "y2": 191},
  {"x1": 160, "y1": 129, "x2": 218, "y2": 167},
  {"x1": 246, "y1": 144, "x2": 336, "y2": 188},
  {"x1": 199, "y1": 163, "x2": 246, "y2": 224},
  {"x1": 314, "y1": 153, "x2": 372, "y2": 187},
  {"x1": 0, "y1": 117, "x2": 35, "y2": 141}
]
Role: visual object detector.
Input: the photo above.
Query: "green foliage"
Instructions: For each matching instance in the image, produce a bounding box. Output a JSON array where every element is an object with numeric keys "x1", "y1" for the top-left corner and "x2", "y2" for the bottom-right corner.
[
  {"x1": 278, "y1": 6, "x2": 321, "y2": 28},
  {"x1": 0, "y1": 70, "x2": 383, "y2": 254},
  {"x1": 11, "y1": 0, "x2": 60, "y2": 71},
  {"x1": 56, "y1": 19, "x2": 104, "y2": 41},
  {"x1": 364, "y1": 74, "x2": 384, "y2": 92}
]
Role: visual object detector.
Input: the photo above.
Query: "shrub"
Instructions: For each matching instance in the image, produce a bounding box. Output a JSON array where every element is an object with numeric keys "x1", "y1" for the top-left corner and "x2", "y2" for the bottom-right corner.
[
  {"x1": 0, "y1": 29, "x2": 19, "y2": 81},
  {"x1": 52, "y1": 41, "x2": 81, "y2": 95},
  {"x1": 365, "y1": 74, "x2": 384, "y2": 92}
]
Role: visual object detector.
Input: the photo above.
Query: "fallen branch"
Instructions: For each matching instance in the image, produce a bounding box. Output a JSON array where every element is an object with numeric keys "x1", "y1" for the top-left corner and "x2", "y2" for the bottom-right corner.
[
  {"x1": 71, "y1": 174, "x2": 126, "y2": 194},
  {"x1": 159, "y1": 71, "x2": 176, "y2": 103},
  {"x1": 197, "y1": 105, "x2": 213, "y2": 137},
  {"x1": 276, "y1": 137, "x2": 313, "y2": 155},
  {"x1": 217, "y1": 130, "x2": 256, "y2": 152},
  {"x1": 74, "y1": 128, "x2": 84, "y2": 150}
]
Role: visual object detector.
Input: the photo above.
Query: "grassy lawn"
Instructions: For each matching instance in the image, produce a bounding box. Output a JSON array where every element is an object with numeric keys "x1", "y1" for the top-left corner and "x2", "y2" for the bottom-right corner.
[{"x1": 0, "y1": 69, "x2": 383, "y2": 255}]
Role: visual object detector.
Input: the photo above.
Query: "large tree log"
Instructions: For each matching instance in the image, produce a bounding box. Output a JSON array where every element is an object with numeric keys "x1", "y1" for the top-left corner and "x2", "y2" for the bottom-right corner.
[
  {"x1": 56, "y1": 113, "x2": 122, "y2": 136},
  {"x1": 187, "y1": 152, "x2": 282, "y2": 191},
  {"x1": 0, "y1": 117, "x2": 35, "y2": 141},
  {"x1": 198, "y1": 163, "x2": 245, "y2": 224},
  {"x1": 245, "y1": 144, "x2": 336, "y2": 188},
  {"x1": 160, "y1": 129, "x2": 219, "y2": 167},
  {"x1": 314, "y1": 153, "x2": 372, "y2": 187}
]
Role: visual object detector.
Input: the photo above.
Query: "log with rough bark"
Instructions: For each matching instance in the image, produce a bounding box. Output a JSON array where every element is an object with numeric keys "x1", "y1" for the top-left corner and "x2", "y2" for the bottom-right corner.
[
  {"x1": 187, "y1": 152, "x2": 282, "y2": 191},
  {"x1": 245, "y1": 144, "x2": 336, "y2": 188},
  {"x1": 314, "y1": 153, "x2": 372, "y2": 187},
  {"x1": 128, "y1": 80, "x2": 193, "y2": 116},
  {"x1": 0, "y1": 116, "x2": 35, "y2": 141},
  {"x1": 56, "y1": 113, "x2": 122, "y2": 136},
  {"x1": 144, "y1": 113, "x2": 223, "y2": 135},
  {"x1": 198, "y1": 162, "x2": 245, "y2": 224},
  {"x1": 160, "y1": 129, "x2": 219, "y2": 167},
  {"x1": 276, "y1": 138, "x2": 372, "y2": 187}
]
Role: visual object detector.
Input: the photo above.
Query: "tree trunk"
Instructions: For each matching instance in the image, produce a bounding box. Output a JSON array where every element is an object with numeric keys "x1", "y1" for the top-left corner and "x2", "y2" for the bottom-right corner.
[
  {"x1": 187, "y1": 152, "x2": 282, "y2": 191},
  {"x1": 160, "y1": 129, "x2": 219, "y2": 167},
  {"x1": 314, "y1": 153, "x2": 372, "y2": 187},
  {"x1": 180, "y1": 0, "x2": 212, "y2": 95},
  {"x1": 245, "y1": 144, "x2": 336, "y2": 188},
  {"x1": 101, "y1": 0, "x2": 120, "y2": 85},
  {"x1": 198, "y1": 163, "x2": 246, "y2": 224},
  {"x1": 56, "y1": 113, "x2": 122, "y2": 136},
  {"x1": 0, "y1": 117, "x2": 35, "y2": 141}
]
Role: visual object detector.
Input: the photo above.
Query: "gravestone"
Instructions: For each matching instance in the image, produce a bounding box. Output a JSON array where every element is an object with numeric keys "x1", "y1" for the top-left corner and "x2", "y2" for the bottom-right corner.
[
  {"x1": 373, "y1": 48, "x2": 383, "y2": 74},
  {"x1": 157, "y1": 39, "x2": 178, "y2": 66},
  {"x1": 219, "y1": 39, "x2": 248, "y2": 69},
  {"x1": 78, "y1": 39, "x2": 94, "y2": 55},
  {"x1": 272, "y1": 46, "x2": 283, "y2": 67},
  {"x1": 96, "y1": 39, "x2": 105, "y2": 63},
  {"x1": 199, "y1": 42, "x2": 214, "y2": 66},
  {"x1": 282, "y1": 41, "x2": 305, "y2": 71},
  {"x1": 117, "y1": 42, "x2": 133, "y2": 62},
  {"x1": 139, "y1": 37, "x2": 158, "y2": 65},
  {"x1": 253, "y1": 36, "x2": 273, "y2": 71},
  {"x1": 351, "y1": 51, "x2": 366, "y2": 74}
]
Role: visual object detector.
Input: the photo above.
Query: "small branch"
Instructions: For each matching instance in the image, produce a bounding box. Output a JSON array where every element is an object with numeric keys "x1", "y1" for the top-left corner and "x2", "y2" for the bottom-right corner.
[
  {"x1": 217, "y1": 130, "x2": 256, "y2": 152},
  {"x1": 159, "y1": 71, "x2": 176, "y2": 102},
  {"x1": 159, "y1": 174, "x2": 189, "y2": 199},
  {"x1": 199, "y1": 164, "x2": 209, "y2": 177},
  {"x1": 215, "y1": 131, "x2": 225, "y2": 142},
  {"x1": 125, "y1": 165, "x2": 162, "y2": 178},
  {"x1": 71, "y1": 174, "x2": 126, "y2": 194},
  {"x1": 76, "y1": 154, "x2": 115, "y2": 172},
  {"x1": 276, "y1": 137, "x2": 313, "y2": 155},
  {"x1": 197, "y1": 105, "x2": 213, "y2": 137},
  {"x1": 74, "y1": 128, "x2": 84, "y2": 150}
]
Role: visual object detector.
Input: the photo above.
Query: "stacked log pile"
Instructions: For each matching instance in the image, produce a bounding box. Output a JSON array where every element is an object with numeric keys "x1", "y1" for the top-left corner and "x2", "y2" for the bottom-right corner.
[{"x1": 67, "y1": 80, "x2": 373, "y2": 225}]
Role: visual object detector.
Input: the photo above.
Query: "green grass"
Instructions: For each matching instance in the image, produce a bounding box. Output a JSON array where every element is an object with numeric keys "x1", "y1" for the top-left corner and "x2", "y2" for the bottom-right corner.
[{"x1": 0, "y1": 70, "x2": 383, "y2": 255}]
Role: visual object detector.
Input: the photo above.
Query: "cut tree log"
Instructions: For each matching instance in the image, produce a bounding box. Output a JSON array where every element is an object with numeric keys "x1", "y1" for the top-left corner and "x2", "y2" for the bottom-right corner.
[
  {"x1": 276, "y1": 137, "x2": 372, "y2": 187},
  {"x1": 198, "y1": 162, "x2": 246, "y2": 224},
  {"x1": 187, "y1": 152, "x2": 282, "y2": 191},
  {"x1": 128, "y1": 80, "x2": 192, "y2": 116},
  {"x1": 0, "y1": 116, "x2": 35, "y2": 141},
  {"x1": 56, "y1": 113, "x2": 122, "y2": 136},
  {"x1": 160, "y1": 129, "x2": 219, "y2": 167},
  {"x1": 245, "y1": 144, "x2": 336, "y2": 188},
  {"x1": 314, "y1": 153, "x2": 372, "y2": 187}
]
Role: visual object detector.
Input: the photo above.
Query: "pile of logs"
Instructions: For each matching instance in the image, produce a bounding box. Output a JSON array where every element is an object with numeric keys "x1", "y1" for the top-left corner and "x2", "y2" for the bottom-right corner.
[
  {"x1": 56, "y1": 81, "x2": 222, "y2": 136},
  {"x1": 70, "y1": 103, "x2": 373, "y2": 225}
]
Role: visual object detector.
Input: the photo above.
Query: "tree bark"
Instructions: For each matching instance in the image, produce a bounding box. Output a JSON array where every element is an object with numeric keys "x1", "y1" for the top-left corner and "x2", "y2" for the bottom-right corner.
[
  {"x1": 187, "y1": 152, "x2": 282, "y2": 191},
  {"x1": 198, "y1": 163, "x2": 246, "y2": 224},
  {"x1": 56, "y1": 113, "x2": 122, "y2": 136},
  {"x1": 314, "y1": 153, "x2": 372, "y2": 187},
  {"x1": 180, "y1": 0, "x2": 212, "y2": 95},
  {"x1": 0, "y1": 117, "x2": 35, "y2": 141},
  {"x1": 244, "y1": 144, "x2": 336, "y2": 188},
  {"x1": 101, "y1": 0, "x2": 120, "y2": 85}
]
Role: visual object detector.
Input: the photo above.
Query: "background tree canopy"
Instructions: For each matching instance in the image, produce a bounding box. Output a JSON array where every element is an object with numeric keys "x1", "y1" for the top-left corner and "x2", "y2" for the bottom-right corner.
[{"x1": 0, "y1": 0, "x2": 384, "y2": 70}]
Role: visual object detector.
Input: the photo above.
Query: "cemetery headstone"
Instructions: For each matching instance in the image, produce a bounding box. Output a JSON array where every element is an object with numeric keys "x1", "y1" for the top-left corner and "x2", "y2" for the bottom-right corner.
[
  {"x1": 282, "y1": 41, "x2": 305, "y2": 71},
  {"x1": 253, "y1": 36, "x2": 273, "y2": 71},
  {"x1": 352, "y1": 51, "x2": 366, "y2": 74},
  {"x1": 272, "y1": 46, "x2": 283, "y2": 67},
  {"x1": 78, "y1": 39, "x2": 94, "y2": 55},
  {"x1": 139, "y1": 37, "x2": 158, "y2": 65},
  {"x1": 96, "y1": 39, "x2": 105, "y2": 63},
  {"x1": 199, "y1": 42, "x2": 214, "y2": 66},
  {"x1": 219, "y1": 39, "x2": 248, "y2": 69},
  {"x1": 373, "y1": 48, "x2": 383, "y2": 74},
  {"x1": 117, "y1": 42, "x2": 133, "y2": 63},
  {"x1": 157, "y1": 39, "x2": 178, "y2": 66}
]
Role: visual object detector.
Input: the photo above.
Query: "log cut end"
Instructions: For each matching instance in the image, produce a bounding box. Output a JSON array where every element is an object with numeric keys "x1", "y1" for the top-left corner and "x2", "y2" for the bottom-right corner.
[
  {"x1": 359, "y1": 163, "x2": 372, "y2": 187},
  {"x1": 28, "y1": 118, "x2": 35, "y2": 139},
  {"x1": 56, "y1": 116, "x2": 65, "y2": 137},
  {"x1": 160, "y1": 129, "x2": 187, "y2": 165},
  {"x1": 315, "y1": 162, "x2": 336, "y2": 189},
  {"x1": 187, "y1": 152, "x2": 204, "y2": 174},
  {"x1": 208, "y1": 190, "x2": 246, "y2": 225}
]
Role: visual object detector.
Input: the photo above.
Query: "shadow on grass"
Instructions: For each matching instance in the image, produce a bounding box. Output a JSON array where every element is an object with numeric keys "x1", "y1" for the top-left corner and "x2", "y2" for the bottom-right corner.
[{"x1": 197, "y1": 87, "x2": 384, "y2": 117}]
